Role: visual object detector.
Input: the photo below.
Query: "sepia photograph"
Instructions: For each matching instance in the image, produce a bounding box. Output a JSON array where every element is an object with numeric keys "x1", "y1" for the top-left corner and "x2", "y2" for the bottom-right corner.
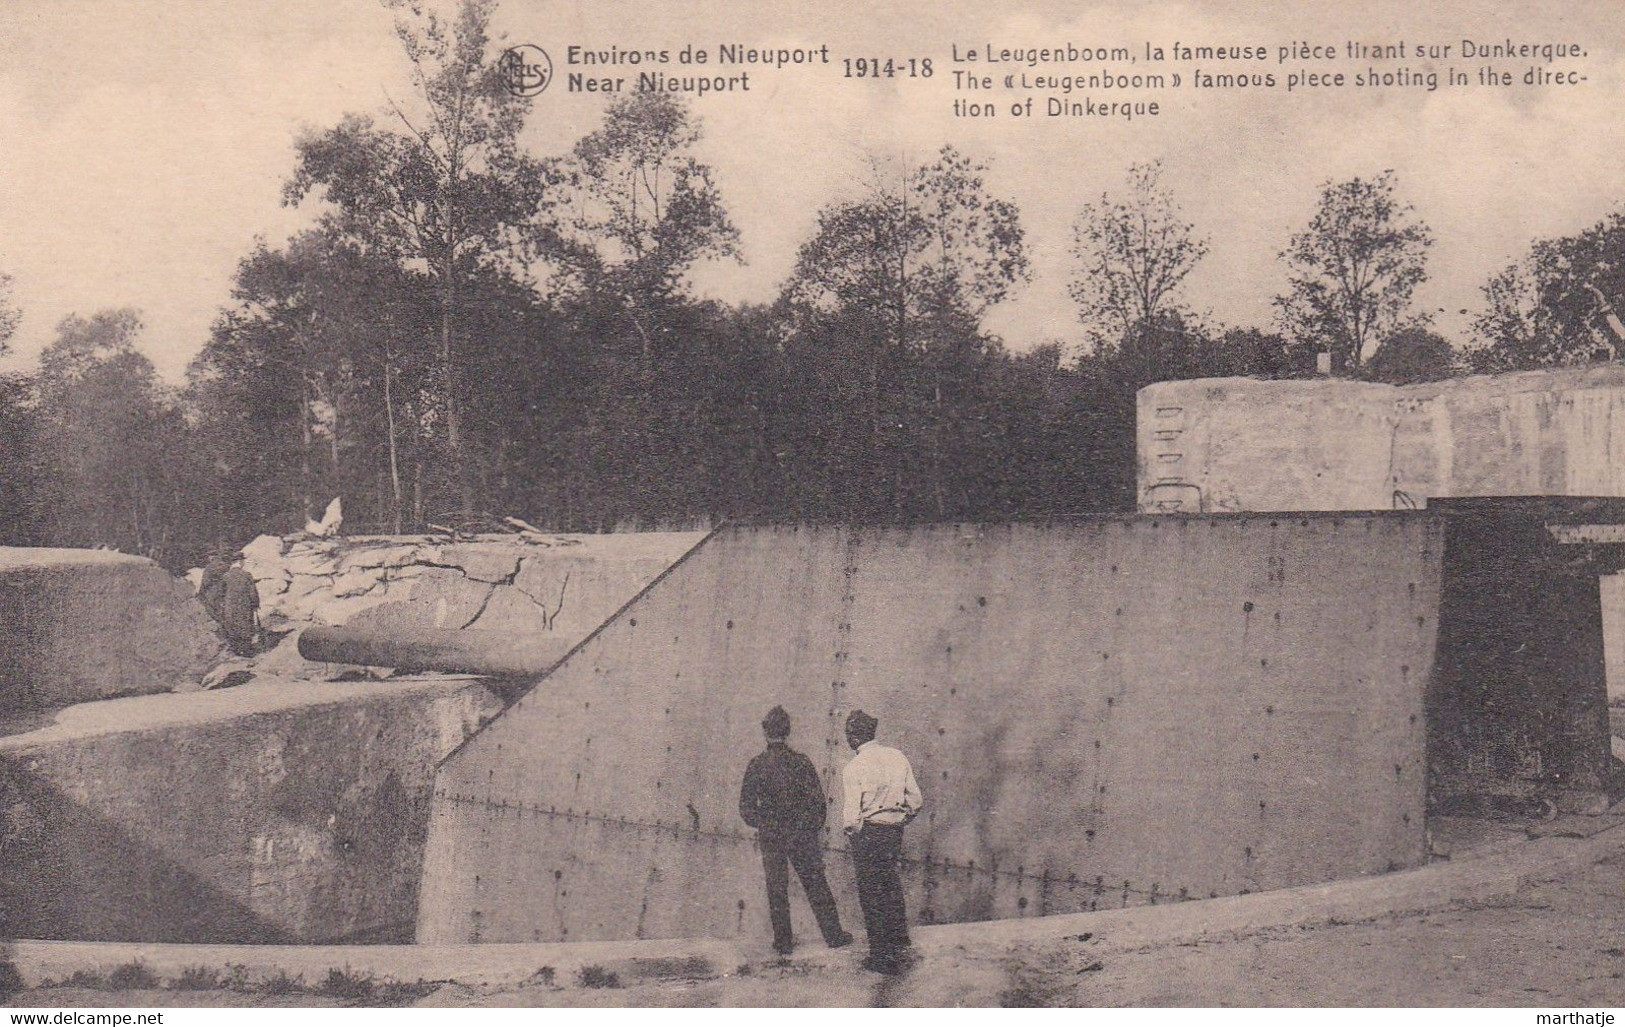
[{"x1": 1, "y1": 0, "x2": 1623, "y2": 1014}]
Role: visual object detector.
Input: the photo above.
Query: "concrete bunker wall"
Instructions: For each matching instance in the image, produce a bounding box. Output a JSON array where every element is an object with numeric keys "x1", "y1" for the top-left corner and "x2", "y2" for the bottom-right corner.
[
  {"x1": 418, "y1": 517, "x2": 1442, "y2": 945},
  {"x1": 0, "y1": 677, "x2": 502, "y2": 944},
  {"x1": 1137, "y1": 366, "x2": 1625, "y2": 514},
  {"x1": 0, "y1": 548, "x2": 223, "y2": 715}
]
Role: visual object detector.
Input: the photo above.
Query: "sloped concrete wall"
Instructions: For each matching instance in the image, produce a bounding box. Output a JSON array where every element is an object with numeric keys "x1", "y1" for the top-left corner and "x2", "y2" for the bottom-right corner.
[
  {"x1": 1138, "y1": 365, "x2": 1625, "y2": 513},
  {"x1": 239, "y1": 533, "x2": 705, "y2": 639},
  {"x1": 0, "y1": 677, "x2": 501, "y2": 944},
  {"x1": 0, "y1": 548, "x2": 223, "y2": 715},
  {"x1": 418, "y1": 517, "x2": 1442, "y2": 945}
]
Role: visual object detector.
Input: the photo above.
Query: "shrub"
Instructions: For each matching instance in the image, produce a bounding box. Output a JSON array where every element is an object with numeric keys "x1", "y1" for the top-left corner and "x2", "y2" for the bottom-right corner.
[
  {"x1": 0, "y1": 959, "x2": 24, "y2": 999},
  {"x1": 170, "y1": 966, "x2": 222, "y2": 991},
  {"x1": 106, "y1": 962, "x2": 158, "y2": 990},
  {"x1": 576, "y1": 965, "x2": 622, "y2": 989},
  {"x1": 260, "y1": 970, "x2": 302, "y2": 995},
  {"x1": 318, "y1": 967, "x2": 376, "y2": 1002}
]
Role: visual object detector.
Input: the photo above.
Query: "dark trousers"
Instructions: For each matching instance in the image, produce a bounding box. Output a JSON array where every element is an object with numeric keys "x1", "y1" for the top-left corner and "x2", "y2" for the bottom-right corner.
[
  {"x1": 760, "y1": 828, "x2": 844, "y2": 948},
  {"x1": 850, "y1": 822, "x2": 910, "y2": 958}
]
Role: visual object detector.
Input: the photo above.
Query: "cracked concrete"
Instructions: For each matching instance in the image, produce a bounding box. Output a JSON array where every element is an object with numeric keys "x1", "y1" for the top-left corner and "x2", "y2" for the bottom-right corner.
[{"x1": 238, "y1": 532, "x2": 706, "y2": 642}]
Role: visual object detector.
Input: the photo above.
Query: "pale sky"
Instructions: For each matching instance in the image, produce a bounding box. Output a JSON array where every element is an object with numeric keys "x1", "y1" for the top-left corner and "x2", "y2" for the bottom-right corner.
[{"x1": 1, "y1": 0, "x2": 1621, "y2": 380}]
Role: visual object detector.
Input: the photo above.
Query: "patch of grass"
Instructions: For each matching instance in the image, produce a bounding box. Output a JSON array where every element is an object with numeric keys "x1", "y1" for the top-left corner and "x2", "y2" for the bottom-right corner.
[
  {"x1": 998, "y1": 982, "x2": 1049, "y2": 1008},
  {"x1": 169, "y1": 966, "x2": 222, "y2": 991},
  {"x1": 63, "y1": 970, "x2": 105, "y2": 989},
  {"x1": 576, "y1": 964, "x2": 622, "y2": 989},
  {"x1": 628, "y1": 955, "x2": 712, "y2": 981},
  {"x1": 318, "y1": 966, "x2": 376, "y2": 1003},
  {"x1": 259, "y1": 970, "x2": 303, "y2": 996},
  {"x1": 374, "y1": 979, "x2": 438, "y2": 1007},
  {"x1": 528, "y1": 966, "x2": 556, "y2": 987},
  {"x1": 997, "y1": 958, "x2": 1074, "y2": 1008},
  {"x1": 106, "y1": 961, "x2": 159, "y2": 991}
]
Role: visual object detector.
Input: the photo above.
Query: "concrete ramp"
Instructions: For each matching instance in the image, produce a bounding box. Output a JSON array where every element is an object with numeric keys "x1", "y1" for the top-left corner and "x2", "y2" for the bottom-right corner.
[{"x1": 418, "y1": 517, "x2": 1443, "y2": 944}]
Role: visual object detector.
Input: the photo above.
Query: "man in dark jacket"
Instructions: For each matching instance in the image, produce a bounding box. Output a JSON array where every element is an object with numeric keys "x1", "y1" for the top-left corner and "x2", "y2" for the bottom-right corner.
[
  {"x1": 198, "y1": 550, "x2": 230, "y2": 625},
  {"x1": 220, "y1": 556, "x2": 260, "y2": 657},
  {"x1": 739, "y1": 705, "x2": 852, "y2": 956}
]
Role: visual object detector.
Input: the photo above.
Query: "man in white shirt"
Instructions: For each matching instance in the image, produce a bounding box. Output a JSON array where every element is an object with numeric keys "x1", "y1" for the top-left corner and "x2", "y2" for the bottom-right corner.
[{"x1": 841, "y1": 709, "x2": 922, "y2": 974}]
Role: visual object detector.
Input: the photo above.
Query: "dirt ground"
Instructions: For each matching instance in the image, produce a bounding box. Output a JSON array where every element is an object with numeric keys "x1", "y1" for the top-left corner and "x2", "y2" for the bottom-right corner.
[{"x1": 10, "y1": 848, "x2": 1625, "y2": 1009}]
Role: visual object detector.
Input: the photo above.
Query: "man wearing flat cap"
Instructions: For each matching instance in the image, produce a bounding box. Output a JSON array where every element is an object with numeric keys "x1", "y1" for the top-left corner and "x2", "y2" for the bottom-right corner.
[
  {"x1": 739, "y1": 705, "x2": 852, "y2": 956},
  {"x1": 841, "y1": 709, "x2": 922, "y2": 974}
]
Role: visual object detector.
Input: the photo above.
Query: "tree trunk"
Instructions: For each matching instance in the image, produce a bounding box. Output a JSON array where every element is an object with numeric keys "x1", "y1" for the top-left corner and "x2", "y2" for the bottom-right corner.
[
  {"x1": 300, "y1": 375, "x2": 315, "y2": 523},
  {"x1": 412, "y1": 459, "x2": 424, "y2": 530},
  {"x1": 440, "y1": 257, "x2": 473, "y2": 516},
  {"x1": 932, "y1": 365, "x2": 946, "y2": 519},
  {"x1": 382, "y1": 322, "x2": 403, "y2": 534},
  {"x1": 329, "y1": 388, "x2": 341, "y2": 482}
]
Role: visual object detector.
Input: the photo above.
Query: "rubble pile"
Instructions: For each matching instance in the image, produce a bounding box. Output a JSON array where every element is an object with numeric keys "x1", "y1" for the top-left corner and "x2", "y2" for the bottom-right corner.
[{"x1": 240, "y1": 532, "x2": 582, "y2": 635}]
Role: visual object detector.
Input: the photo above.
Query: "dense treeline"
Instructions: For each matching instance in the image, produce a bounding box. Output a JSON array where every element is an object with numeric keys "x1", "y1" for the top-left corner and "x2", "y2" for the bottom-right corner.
[{"x1": 0, "y1": 0, "x2": 1620, "y2": 571}]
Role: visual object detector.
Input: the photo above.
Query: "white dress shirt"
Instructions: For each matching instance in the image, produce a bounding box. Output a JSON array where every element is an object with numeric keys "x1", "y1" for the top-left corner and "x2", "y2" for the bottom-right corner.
[{"x1": 842, "y1": 740, "x2": 923, "y2": 832}]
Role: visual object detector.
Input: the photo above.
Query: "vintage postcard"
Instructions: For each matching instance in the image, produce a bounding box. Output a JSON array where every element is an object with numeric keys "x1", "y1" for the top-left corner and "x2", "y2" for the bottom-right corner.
[{"x1": 1, "y1": 0, "x2": 1622, "y2": 1015}]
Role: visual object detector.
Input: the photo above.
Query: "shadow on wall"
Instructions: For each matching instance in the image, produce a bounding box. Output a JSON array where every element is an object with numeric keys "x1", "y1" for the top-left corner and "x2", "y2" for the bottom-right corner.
[
  {"x1": 0, "y1": 760, "x2": 430, "y2": 945},
  {"x1": 0, "y1": 679, "x2": 504, "y2": 945},
  {"x1": 0, "y1": 769, "x2": 291, "y2": 944}
]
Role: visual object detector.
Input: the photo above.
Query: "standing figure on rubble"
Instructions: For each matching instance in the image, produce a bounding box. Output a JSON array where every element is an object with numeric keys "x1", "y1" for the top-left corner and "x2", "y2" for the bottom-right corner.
[
  {"x1": 220, "y1": 553, "x2": 260, "y2": 656},
  {"x1": 738, "y1": 705, "x2": 853, "y2": 956},
  {"x1": 198, "y1": 548, "x2": 230, "y2": 625},
  {"x1": 841, "y1": 709, "x2": 922, "y2": 975}
]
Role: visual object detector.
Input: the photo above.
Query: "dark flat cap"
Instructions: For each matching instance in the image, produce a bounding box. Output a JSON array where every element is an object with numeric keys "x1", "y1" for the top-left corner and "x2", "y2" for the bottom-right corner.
[
  {"x1": 762, "y1": 705, "x2": 791, "y2": 738},
  {"x1": 845, "y1": 709, "x2": 878, "y2": 736}
]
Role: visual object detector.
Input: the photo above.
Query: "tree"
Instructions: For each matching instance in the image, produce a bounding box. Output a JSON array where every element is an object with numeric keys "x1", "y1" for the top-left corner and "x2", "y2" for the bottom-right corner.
[
  {"x1": 1276, "y1": 170, "x2": 1433, "y2": 375},
  {"x1": 33, "y1": 310, "x2": 201, "y2": 564},
  {"x1": 1069, "y1": 160, "x2": 1209, "y2": 345},
  {"x1": 37, "y1": 309, "x2": 145, "y2": 390},
  {"x1": 1469, "y1": 210, "x2": 1625, "y2": 370},
  {"x1": 0, "y1": 269, "x2": 18, "y2": 356},
  {"x1": 547, "y1": 91, "x2": 740, "y2": 377},
  {"x1": 191, "y1": 232, "x2": 438, "y2": 536},
  {"x1": 0, "y1": 270, "x2": 40, "y2": 544},
  {"x1": 777, "y1": 145, "x2": 1030, "y2": 519},
  {"x1": 1362, "y1": 326, "x2": 1460, "y2": 383},
  {"x1": 284, "y1": 0, "x2": 549, "y2": 514},
  {"x1": 783, "y1": 146, "x2": 1028, "y2": 345}
]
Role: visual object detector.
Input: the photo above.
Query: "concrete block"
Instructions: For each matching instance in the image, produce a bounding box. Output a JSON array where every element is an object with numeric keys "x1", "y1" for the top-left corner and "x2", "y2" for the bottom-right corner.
[
  {"x1": 440, "y1": 546, "x2": 522, "y2": 584},
  {"x1": 0, "y1": 676, "x2": 503, "y2": 943},
  {"x1": 0, "y1": 548, "x2": 224, "y2": 714},
  {"x1": 1139, "y1": 366, "x2": 1625, "y2": 513},
  {"x1": 461, "y1": 587, "x2": 548, "y2": 632}
]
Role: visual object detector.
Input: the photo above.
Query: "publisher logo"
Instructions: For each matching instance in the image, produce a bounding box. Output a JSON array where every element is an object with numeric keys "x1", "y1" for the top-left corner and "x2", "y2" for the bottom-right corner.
[{"x1": 501, "y1": 44, "x2": 552, "y2": 97}]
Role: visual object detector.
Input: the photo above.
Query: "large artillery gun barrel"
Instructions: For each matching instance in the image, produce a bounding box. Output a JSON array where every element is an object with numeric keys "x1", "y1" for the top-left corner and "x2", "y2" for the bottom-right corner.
[{"x1": 298, "y1": 624, "x2": 572, "y2": 676}]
